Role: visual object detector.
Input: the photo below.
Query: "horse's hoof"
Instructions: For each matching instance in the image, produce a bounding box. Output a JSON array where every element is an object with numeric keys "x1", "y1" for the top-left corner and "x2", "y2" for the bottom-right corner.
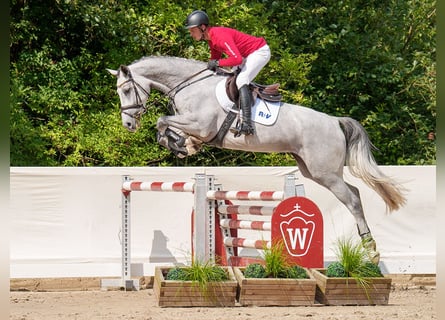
[
  {"x1": 185, "y1": 145, "x2": 199, "y2": 156},
  {"x1": 171, "y1": 147, "x2": 188, "y2": 158},
  {"x1": 361, "y1": 235, "x2": 380, "y2": 264},
  {"x1": 184, "y1": 137, "x2": 203, "y2": 156},
  {"x1": 369, "y1": 250, "x2": 380, "y2": 265},
  {"x1": 156, "y1": 131, "x2": 164, "y2": 143},
  {"x1": 361, "y1": 235, "x2": 377, "y2": 251},
  {"x1": 165, "y1": 128, "x2": 186, "y2": 147},
  {"x1": 167, "y1": 140, "x2": 188, "y2": 158},
  {"x1": 176, "y1": 152, "x2": 187, "y2": 159}
]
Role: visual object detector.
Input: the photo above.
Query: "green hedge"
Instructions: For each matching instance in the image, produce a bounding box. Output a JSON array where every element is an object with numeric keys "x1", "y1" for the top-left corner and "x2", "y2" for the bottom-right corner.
[{"x1": 10, "y1": 0, "x2": 436, "y2": 166}]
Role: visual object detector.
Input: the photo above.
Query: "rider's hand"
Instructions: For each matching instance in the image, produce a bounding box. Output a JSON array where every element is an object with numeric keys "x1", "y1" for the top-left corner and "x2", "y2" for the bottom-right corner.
[{"x1": 207, "y1": 60, "x2": 219, "y2": 71}]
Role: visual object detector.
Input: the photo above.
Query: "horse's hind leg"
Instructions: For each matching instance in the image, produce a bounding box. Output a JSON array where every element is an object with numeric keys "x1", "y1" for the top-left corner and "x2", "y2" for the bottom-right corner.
[
  {"x1": 292, "y1": 154, "x2": 380, "y2": 263},
  {"x1": 343, "y1": 182, "x2": 379, "y2": 260},
  {"x1": 324, "y1": 177, "x2": 380, "y2": 263},
  {"x1": 322, "y1": 176, "x2": 380, "y2": 263}
]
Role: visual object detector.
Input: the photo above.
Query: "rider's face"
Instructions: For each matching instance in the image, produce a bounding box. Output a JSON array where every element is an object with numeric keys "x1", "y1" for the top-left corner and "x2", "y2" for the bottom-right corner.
[{"x1": 188, "y1": 27, "x2": 203, "y2": 41}]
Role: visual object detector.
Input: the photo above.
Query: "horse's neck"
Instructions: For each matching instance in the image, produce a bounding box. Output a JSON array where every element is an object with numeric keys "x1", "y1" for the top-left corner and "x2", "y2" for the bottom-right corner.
[{"x1": 133, "y1": 57, "x2": 202, "y2": 94}]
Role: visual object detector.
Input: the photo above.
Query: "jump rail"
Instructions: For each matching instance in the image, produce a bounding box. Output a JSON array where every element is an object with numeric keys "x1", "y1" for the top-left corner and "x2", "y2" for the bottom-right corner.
[
  {"x1": 206, "y1": 190, "x2": 285, "y2": 201},
  {"x1": 217, "y1": 204, "x2": 275, "y2": 216},
  {"x1": 102, "y1": 173, "x2": 303, "y2": 290},
  {"x1": 122, "y1": 181, "x2": 194, "y2": 192}
]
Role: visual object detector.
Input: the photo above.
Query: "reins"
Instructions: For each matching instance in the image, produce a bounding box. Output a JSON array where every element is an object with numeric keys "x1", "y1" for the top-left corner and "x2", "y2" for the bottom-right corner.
[
  {"x1": 165, "y1": 67, "x2": 212, "y2": 114},
  {"x1": 166, "y1": 67, "x2": 211, "y2": 96}
]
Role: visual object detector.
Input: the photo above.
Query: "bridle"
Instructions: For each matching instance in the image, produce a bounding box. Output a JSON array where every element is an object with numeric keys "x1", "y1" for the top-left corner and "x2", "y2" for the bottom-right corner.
[
  {"x1": 118, "y1": 65, "x2": 212, "y2": 121},
  {"x1": 118, "y1": 68, "x2": 150, "y2": 122}
]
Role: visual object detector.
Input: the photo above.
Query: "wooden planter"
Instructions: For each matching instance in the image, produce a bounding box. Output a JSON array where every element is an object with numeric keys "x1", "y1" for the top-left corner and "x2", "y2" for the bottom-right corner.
[
  {"x1": 311, "y1": 268, "x2": 392, "y2": 305},
  {"x1": 153, "y1": 266, "x2": 238, "y2": 307},
  {"x1": 233, "y1": 267, "x2": 316, "y2": 306}
]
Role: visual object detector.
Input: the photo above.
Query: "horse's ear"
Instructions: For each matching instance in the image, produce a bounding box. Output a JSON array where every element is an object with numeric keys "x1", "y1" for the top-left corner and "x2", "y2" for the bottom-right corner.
[
  {"x1": 120, "y1": 65, "x2": 130, "y2": 77},
  {"x1": 106, "y1": 68, "x2": 118, "y2": 77}
]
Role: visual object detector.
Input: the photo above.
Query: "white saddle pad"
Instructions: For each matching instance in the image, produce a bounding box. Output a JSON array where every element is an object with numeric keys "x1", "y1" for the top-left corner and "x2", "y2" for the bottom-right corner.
[{"x1": 215, "y1": 79, "x2": 281, "y2": 126}]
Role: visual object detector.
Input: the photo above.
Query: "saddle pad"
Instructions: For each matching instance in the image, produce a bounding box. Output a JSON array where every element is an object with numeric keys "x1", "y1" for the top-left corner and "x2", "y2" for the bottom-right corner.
[{"x1": 215, "y1": 79, "x2": 281, "y2": 126}]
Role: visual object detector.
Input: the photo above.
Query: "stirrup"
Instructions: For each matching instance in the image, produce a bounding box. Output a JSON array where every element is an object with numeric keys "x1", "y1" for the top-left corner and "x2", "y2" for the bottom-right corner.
[
  {"x1": 230, "y1": 127, "x2": 242, "y2": 138},
  {"x1": 240, "y1": 122, "x2": 254, "y2": 136},
  {"x1": 230, "y1": 119, "x2": 242, "y2": 137},
  {"x1": 231, "y1": 122, "x2": 254, "y2": 137}
]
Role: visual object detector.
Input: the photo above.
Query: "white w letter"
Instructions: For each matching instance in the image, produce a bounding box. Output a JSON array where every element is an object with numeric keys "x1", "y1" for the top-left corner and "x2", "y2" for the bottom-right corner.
[{"x1": 286, "y1": 228, "x2": 309, "y2": 249}]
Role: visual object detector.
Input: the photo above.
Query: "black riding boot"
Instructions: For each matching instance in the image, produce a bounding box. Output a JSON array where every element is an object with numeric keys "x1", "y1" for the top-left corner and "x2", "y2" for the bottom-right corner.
[{"x1": 237, "y1": 84, "x2": 254, "y2": 136}]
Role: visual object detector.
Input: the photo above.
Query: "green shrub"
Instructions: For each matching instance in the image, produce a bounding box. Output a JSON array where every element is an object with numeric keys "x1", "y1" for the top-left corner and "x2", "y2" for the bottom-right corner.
[
  {"x1": 358, "y1": 262, "x2": 384, "y2": 278},
  {"x1": 283, "y1": 265, "x2": 309, "y2": 279},
  {"x1": 326, "y1": 261, "x2": 348, "y2": 277},
  {"x1": 206, "y1": 265, "x2": 229, "y2": 281},
  {"x1": 244, "y1": 263, "x2": 267, "y2": 278},
  {"x1": 166, "y1": 267, "x2": 188, "y2": 280},
  {"x1": 244, "y1": 241, "x2": 308, "y2": 279},
  {"x1": 165, "y1": 262, "x2": 229, "y2": 282},
  {"x1": 263, "y1": 240, "x2": 289, "y2": 278},
  {"x1": 164, "y1": 261, "x2": 230, "y2": 302},
  {"x1": 10, "y1": 0, "x2": 436, "y2": 166},
  {"x1": 328, "y1": 237, "x2": 384, "y2": 278}
]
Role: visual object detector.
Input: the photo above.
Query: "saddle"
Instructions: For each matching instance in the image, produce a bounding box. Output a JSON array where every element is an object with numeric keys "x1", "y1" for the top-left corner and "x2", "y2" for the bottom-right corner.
[
  {"x1": 208, "y1": 69, "x2": 282, "y2": 148},
  {"x1": 224, "y1": 73, "x2": 282, "y2": 105}
]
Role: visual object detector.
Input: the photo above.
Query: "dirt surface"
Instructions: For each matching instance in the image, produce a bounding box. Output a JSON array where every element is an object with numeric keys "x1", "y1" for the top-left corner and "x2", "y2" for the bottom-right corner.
[{"x1": 10, "y1": 283, "x2": 436, "y2": 320}]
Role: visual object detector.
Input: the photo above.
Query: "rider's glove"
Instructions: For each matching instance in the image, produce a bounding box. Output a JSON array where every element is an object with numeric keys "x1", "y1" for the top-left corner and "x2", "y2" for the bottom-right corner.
[{"x1": 207, "y1": 60, "x2": 219, "y2": 71}]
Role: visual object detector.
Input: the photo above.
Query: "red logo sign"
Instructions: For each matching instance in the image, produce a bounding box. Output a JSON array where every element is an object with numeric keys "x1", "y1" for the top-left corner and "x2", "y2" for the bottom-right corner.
[{"x1": 272, "y1": 196, "x2": 323, "y2": 268}]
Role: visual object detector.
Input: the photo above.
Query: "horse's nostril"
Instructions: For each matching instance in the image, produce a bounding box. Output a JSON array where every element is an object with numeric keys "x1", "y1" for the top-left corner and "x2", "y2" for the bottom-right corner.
[{"x1": 126, "y1": 122, "x2": 132, "y2": 128}]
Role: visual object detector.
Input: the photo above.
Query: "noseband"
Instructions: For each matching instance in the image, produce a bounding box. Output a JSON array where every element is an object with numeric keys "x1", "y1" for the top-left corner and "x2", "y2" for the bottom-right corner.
[{"x1": 118, "y1": 69, "x2": 150, "y2": 122}]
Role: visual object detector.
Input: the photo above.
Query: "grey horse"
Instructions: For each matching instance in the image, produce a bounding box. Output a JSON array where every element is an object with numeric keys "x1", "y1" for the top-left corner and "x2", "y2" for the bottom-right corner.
[{"x1": 108, "y1": 56, "x2": 406, "y2": 263}]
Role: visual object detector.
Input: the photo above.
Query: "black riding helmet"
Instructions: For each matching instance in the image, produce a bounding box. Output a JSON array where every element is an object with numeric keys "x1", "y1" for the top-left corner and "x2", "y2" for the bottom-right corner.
[{"x1": 184, "y1": 10, "x2": 209, "y2": 29}]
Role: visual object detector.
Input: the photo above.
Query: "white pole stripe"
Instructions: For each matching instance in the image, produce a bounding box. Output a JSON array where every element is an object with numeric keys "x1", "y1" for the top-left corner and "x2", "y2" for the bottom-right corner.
[
  {"x1": 223, "y1": 237, "x2": 271, "y2": 250},
  {"x1": 220, "y1": 218, "x2": 271, "y2": 231},
  {"x1": 217, "y1": 205, "x2": 275, "y2": 216},
  {"x1": 122, "y1": 181, "x2": 133, "y2": 190},
  {"x1": 206, "y1": 190, "x2": 284, "y2": 201}
]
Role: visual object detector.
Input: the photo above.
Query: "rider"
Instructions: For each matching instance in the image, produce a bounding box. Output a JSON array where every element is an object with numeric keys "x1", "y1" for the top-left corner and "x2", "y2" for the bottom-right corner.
[{"x1": 185, "y1": 10, "x2": 271, "y2": 136}]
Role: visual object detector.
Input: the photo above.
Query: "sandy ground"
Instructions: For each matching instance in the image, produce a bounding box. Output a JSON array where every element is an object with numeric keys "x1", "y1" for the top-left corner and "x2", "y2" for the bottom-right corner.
[{"x1": 10, "y1": 283, "x2": 436, "y2": 320}]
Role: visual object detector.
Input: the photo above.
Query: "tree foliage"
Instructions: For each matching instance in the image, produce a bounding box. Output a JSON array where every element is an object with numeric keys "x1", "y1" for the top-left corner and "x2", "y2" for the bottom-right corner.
[{"x1": 10, "y1": 0, "x2": 436, "y2": 166}]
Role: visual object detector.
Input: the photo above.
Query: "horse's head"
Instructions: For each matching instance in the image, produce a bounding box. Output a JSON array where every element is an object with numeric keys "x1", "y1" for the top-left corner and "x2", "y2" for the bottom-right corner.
[{"x1": 107, "y1": 65, "x2": 150, "y2": 132}]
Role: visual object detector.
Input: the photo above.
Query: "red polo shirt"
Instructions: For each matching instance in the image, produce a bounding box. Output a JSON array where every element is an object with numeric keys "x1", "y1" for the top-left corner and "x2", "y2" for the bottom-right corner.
[{"x1": 207, "y1": 26, "x2": 267, "y2": 67}]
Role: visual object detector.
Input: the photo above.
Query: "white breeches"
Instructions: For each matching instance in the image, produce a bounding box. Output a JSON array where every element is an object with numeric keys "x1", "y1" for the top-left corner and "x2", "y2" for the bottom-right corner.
[{"x1": 235, "y1": 45, "x2": 271, "y2": 88}]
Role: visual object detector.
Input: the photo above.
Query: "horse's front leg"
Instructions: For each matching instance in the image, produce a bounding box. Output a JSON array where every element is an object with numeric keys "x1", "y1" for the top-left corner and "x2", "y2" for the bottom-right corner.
[
  {"x1": 156, "y1": 115, "x2": 205, "y2": 157},
  {"x1": 156, "y1": 115, "x2": 174, "y2": 135},
  {"x1": 156, "y1": 129, "x2": 188, "y2": 158}
]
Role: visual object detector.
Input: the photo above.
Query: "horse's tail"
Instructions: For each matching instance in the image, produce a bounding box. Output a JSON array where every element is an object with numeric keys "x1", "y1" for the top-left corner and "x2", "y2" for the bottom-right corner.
[{"x1": 338, "y1": 117, "x2": 407, "y2": 212}]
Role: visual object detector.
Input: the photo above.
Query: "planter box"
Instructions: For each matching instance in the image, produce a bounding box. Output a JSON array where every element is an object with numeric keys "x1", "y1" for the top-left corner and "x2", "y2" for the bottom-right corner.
[
  {"x1": 311, "y1": 268, "x2": 392, "y2": 305},
  {"x1": 233, "y1": 267, "x2": 316, "y2": 306},
  {"x1": 153, "y1": 266, "x2": 238, "y2": 307}
]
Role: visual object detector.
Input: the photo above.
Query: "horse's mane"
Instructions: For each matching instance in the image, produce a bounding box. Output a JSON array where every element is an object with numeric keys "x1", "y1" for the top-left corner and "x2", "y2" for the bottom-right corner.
[{"x1": 131, "y1": 55, "x2": 205, "y2": 68}]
